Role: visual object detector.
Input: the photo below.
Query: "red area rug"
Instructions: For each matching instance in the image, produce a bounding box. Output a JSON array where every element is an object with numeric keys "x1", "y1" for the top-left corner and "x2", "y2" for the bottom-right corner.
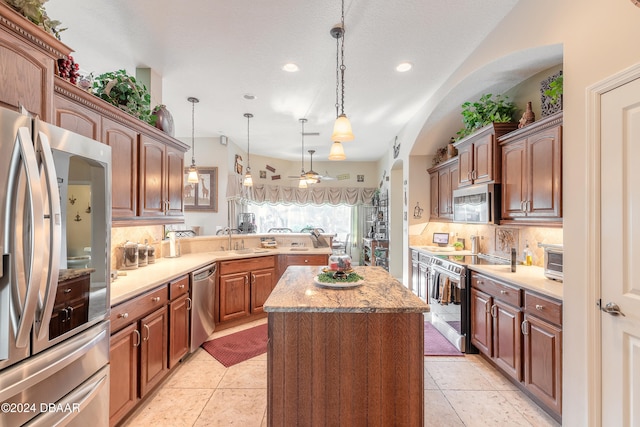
[
  {"x1": 202, "y1": 324, "x2": 268, "y2": 367},
  {"x1": 424, "y1": 321, "x2": 463, "y2": 357}
]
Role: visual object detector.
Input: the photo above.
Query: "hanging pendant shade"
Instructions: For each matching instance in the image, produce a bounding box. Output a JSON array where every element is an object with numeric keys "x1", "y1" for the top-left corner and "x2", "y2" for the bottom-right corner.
[
  {"x1": 298, "y1": 176, "x2": 308, "y2": 189},
  {"x1": 328, "y1": 141, "x2": 346, "y2": 161},
  {"x1": 243, "y1": 169, "x2": 253, "y2": 187},
  {"x1": 331, "y1": 114, "x2": 354, "y2": 142},
  {"x1": 187, "y1": 163, "x2": 199, "y2": 184}
]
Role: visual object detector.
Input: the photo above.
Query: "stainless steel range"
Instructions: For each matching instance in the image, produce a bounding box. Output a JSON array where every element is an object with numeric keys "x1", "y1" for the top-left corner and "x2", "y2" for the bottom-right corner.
[{"x1": 428, "y1": 253, "x2": 509, "y2": 353}]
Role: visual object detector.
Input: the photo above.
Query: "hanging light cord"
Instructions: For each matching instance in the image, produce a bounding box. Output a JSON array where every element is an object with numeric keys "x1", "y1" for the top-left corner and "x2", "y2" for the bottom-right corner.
[
  {"x1": 335, "y1": 31, "x2": 340, "y2": 118},
  {"x1": 245, "y1": 113, "x2": 252, "y2": 170},
  {"x1": 191, "y1": 99, "x2": 196, "y2": 165},
  {"x1": 339, "y1": 0, "x2": 346, "y2": 116}
]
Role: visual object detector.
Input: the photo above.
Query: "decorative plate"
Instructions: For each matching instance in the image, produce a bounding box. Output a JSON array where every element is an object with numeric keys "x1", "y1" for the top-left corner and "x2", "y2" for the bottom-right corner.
[{"x1": 313, "y1": 276, "x2": 364, "y2": 289}]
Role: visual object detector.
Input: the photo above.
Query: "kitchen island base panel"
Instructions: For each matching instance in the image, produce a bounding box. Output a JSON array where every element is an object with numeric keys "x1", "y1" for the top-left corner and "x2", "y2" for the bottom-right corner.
[{"x1": 267, "y1": 311, "x2": 424, "y2": 426}]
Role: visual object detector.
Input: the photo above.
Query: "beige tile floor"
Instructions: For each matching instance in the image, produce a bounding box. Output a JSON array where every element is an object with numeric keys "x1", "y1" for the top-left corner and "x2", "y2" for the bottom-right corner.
[{"x1": 123, "y1": 318, "x2": 561, "y2": 427}]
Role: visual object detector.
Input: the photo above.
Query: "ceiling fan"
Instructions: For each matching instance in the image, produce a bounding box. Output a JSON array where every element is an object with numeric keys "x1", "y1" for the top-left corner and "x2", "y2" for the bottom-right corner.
[{"x1": 288, "y1": 119, "x2": 336, "y2": 186}]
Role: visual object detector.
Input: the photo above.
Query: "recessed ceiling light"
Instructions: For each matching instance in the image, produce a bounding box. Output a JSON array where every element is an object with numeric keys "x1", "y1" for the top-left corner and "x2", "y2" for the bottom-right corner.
[
  {"x1": 282, "y1": 63, "x2": 299, "y2": 72},
  {"x1": 243, "y1": 93, "x2": 257, "y2": 100},
  {"x1": 396, "y1": 62, "x2": 413, "y2": 72}
]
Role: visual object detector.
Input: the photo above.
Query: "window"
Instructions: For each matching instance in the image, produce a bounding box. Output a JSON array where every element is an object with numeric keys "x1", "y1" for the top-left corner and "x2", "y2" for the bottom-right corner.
[{"x1": 246, "y1": 203, "x2": 352, "y2": 235}]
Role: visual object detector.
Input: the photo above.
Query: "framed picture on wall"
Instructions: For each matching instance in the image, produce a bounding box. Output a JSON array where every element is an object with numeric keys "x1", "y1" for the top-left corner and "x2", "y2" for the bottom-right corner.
[{"x1": 184, "y1": 167, "x2": 218, "y2": 211}]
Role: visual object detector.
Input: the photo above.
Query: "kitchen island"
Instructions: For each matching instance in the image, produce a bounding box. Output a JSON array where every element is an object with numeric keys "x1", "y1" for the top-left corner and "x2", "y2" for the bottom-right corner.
[{"x1": 264, "y1": 266, "x2": 429, "y2": 426}]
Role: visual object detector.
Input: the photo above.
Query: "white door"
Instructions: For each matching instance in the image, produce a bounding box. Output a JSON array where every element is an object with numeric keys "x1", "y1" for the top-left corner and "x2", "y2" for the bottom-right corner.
[{"x1": 600, "y1": 76, "x2": 640, "y2": 427}]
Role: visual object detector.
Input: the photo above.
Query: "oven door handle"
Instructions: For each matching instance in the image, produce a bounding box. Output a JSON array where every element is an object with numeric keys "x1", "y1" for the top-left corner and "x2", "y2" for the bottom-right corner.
[{"x1": 431, "y1": 266, "x2": 465, "y2": 289}]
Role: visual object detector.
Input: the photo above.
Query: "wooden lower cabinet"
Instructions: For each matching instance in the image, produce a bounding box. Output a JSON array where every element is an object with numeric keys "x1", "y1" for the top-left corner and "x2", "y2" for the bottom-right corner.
[
  {"x1": 470, "y1": 272, "x2": 562, "y2": 421},
  {"x1": 139, "y1": 306, "x2": 169, "y2": 397},
  {"x1": 109, "y1": 323, "x2": 139, "y2": 425},
  {"x1": 218, "y1": 256, "x2": 277, "y2": 325},
  {"x1": 277, "y1": 254, "x2": 328, "y2": 280},
  {"x1": 109, "y1": 277, "x2": 191, "y2": 426}
]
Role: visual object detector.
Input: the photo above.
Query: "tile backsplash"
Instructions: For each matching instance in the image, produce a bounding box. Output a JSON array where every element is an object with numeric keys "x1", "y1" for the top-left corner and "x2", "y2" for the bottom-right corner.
[{"x1": 410, "y1": 222, "x2": 562, "y2": 267}]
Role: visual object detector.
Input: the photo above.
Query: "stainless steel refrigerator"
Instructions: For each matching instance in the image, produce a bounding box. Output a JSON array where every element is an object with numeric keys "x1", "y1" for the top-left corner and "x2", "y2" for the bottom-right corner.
[{"x1": 0, "y1": 107, "x2": 111, "y2": 426}]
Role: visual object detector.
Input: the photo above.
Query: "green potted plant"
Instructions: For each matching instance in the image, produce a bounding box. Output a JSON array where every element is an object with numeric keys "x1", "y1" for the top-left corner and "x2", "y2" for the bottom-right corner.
[
  {"x1": 92, "y1": 69, "x2": 155, "y2": 125},
  {"x1": 456, "y1": 93, "x2": 515, "y2": 140},
  {"x1": 4, "y1": 0, "x2": 66, "y2": 40},
  {"x1": 544, "y1": 74, "x2": 563, "y2": 105}
]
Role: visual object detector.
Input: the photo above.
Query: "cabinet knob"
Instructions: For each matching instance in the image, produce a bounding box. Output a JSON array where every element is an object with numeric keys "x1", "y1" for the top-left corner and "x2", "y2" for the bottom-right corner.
[
  {"x1": 535, "y1": 304, "x2": 544, "y2": 311},
  {"x1": 64, "y1": 288, "x2": 72, "y2": 294},
  {"x1": 179, "y1": 284, "x2": 185, "y2": 289},
  {"x1": 118, "y1": 312, "x2": 129, "y2": 319},
  {"x1": 304, "y1": 259, "x2": 309, "y2": 263},
  {"x1": 151, "y1": 297, "x2": 160, "y2": 303},
  {"x1": 500, "y1": 290, "x2": 507, "y2": 294}
]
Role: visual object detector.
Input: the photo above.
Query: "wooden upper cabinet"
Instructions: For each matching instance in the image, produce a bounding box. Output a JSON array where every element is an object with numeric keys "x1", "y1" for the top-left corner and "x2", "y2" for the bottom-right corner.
[
  {"x1": 139, "y1": 135, "x2": 166, "y2": 217},
  {"x1": 103, "y1": 118, "x2": 138, "y2": 220},
  {"x1": 427, "y1": 157, "x2": 458, "y2": 221},
  {"x1": 165, "y1": 145, "x2": 185, "y2": 216},
  {"x1": 499, "y1": 112, "x2": 562, "y2": 226},
  {"x1": 454, "y1": 123, "x2": 518, "y2": 188},
  {"x1": 0, "y1": 3, "x2": 71, "y2": 121},
  {"x1": 53, "y1": 93, "x2": 101, "y2": 139}
]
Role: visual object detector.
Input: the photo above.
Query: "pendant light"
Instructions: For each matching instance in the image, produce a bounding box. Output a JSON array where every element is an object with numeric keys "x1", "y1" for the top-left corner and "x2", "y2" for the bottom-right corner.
[
  {"x1": 187, "y1": 97, "x2": 200, "y2": 183},
  {"x1": 330, "y1": 0, "x2": 354, "y2": 144},
  {"x1": 298, "y1": 118, "x2": 308, "y2": 189},
  {"x1": 242, "y1": 113, "x2": 254, "y2": 187}
]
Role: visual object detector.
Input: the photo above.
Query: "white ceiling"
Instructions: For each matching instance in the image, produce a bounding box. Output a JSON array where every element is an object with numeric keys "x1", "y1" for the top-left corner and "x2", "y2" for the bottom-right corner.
[{"x1": 46, "y1": 0, "x2": 523, "y2": 162}]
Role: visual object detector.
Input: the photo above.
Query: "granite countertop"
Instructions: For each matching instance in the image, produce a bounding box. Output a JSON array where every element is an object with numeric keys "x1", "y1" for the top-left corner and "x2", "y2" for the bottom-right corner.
[
  {"x1": 467, "y1": 264, "x2": 563, "y2": 300},
  {"x1": 59, "y1": 268, "x2": 95, "y2": 282},
  {"x1": 263, "y1": 265, "x2": 430, "y2": 314},
  {"x1": 110, "y1": 247, "x2": 332, "y2": 306}
]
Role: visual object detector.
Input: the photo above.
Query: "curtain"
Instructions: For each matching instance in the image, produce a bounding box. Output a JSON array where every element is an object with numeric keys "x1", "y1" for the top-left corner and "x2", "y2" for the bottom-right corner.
[{"x1": 226, "y1": 174, "x2": 377, "y2": 206}]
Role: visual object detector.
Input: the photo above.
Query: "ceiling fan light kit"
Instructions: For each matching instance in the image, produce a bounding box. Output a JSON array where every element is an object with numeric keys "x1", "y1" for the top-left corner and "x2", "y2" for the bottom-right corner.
[{"x1": 187, "y1": 96, "x2": 200, "y2": 184}]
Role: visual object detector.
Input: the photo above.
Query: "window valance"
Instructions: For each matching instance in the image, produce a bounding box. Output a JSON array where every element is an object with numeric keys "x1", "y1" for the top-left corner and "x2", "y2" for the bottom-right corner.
[{"x1": 226, "y1": 174, "x2": 376, "y2": 206}]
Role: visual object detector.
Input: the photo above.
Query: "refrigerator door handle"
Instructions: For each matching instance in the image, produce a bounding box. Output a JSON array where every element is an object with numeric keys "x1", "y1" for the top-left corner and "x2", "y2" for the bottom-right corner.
[
  {"x1": 9, "y1": 127, "x2": 46, "y2": 348},
  {"x1": 34, "y1": 131, "x2": 62, "y2": 341}
]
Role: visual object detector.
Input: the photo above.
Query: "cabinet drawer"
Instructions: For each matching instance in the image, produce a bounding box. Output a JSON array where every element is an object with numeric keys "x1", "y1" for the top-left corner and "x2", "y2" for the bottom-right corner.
[
  {"x1": 524, "y1": 292, "x2": 562, "y2": 326},
  {"x1": 285, "y1": 254, "x2": 328, "y2": 266},
  {"x1": 111, "y1": 286, "x2": 168, "y2": 332},
  {"x1": 472, "y1": 274, "x2": 521, "y2": 307},
  {"x1": 56, "y1": 274, "x2": 90, "y2": 303},
  {"x1": 219, "y1": 256, "x2": 275, "y2": 275},
  {"x1": 169, "y1": 275, "x2": 189, "y2": 300}
]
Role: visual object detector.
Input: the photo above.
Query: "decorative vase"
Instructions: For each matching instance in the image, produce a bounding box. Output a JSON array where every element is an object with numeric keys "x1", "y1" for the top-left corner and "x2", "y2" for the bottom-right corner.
[
  {"x1": 518, "y1": 101, "x2": 535, "y2": 128},
  {"x1": 152, "y1": 105, "x2": 175, "y2": 136}
]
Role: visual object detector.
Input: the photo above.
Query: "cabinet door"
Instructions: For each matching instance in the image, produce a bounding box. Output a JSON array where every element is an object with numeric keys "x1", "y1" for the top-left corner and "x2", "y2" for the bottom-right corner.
[
  {"x1": 429, "y1": 172, "x2": 439, "y2": 218},
  {"x1": 457, "y1": 142, "x2": 473, "y2": 188},
  {"x1": 492, "y1": 299, "x2": 522, "y2": 381},
  {"x1": 53, "y1": 94, "x2": 101, "y2": 140},
  {"x1": 251, "y1": 268, "x2": 276, "y2": 314},
  {"x1": 219, "y1": 273, "x2": 250, "y2": 322},
  {"x1": 138, "y1": 135, "x2": 166, "y2": 217},
  {"x1": 168, "y1": 293, "x2": 190, "y2": 369},
  {"x1": 165, "y1": 145, "x2": 185, "y2": 216},
  {"x1": 449, "y1": 160, "x2": 459, "y2": 198},
  {"x1": 139, "y1": 306, "x2": 168, "y2": 397},
  {"x1": 523, "y1": 314, "x2": 562, "y2": 416},
  {"x1": 0, "y1": 29, "x2": 53, "y2": 120},
  {"x1": 501, "y1": 139, "x2": 527, "y2": 220},
  {"x1": 470, "y1": 288, "x2": 493, "y2": 356},
  {"x1": 473, "y1": 134, "x2": 495, "y2": 184},
  {"x1": 102, "y1": 118, "x2": 138, "y2": 219},
  {"x1": 527, "y1": 125, "x2": 562, "y2": 219},
  {"x1": 109, "y1": 323, "x2": 139, "y2": 425},
  {"x1": 438, "y1": 166, "x2": 452, "y2": 218}
]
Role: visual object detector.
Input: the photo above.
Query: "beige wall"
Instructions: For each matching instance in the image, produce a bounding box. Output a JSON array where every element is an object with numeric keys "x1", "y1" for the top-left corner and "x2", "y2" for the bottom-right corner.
[{"x1": 395, "y1": 0, "x2": 640, "y2": 424}]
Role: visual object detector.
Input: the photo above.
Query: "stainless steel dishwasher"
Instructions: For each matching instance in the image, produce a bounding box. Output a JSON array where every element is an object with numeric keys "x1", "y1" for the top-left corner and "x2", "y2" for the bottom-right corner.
[{"x1": 190, "y1": 263, "x2": 217, "y2": 352}]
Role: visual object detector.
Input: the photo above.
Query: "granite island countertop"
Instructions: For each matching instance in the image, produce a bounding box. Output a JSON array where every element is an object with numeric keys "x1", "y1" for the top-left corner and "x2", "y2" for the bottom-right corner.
[{"x1": 264, "y1": 265, "x2": 429, "y2": 313}]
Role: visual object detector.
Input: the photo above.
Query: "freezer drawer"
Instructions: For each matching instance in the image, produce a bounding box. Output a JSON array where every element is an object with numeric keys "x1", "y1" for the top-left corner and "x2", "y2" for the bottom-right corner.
[{"x1": 0, "y1": 321, "x2": 109, "y2": 426}]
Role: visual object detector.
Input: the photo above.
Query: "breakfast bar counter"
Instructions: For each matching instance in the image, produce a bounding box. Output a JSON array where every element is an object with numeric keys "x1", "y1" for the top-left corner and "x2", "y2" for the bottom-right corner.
[{"x1": 264, "y1": 266, "x2": 429, "y2": 426}]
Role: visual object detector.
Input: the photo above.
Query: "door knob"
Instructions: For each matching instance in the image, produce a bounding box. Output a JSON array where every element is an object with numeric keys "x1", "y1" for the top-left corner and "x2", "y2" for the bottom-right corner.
[{"x1": 601, "y1": 302, "x2": 626, "y2": 317}]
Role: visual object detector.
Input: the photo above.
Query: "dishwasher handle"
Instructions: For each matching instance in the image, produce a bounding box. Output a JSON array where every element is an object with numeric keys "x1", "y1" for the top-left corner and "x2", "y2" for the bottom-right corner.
[{"x1": 192, "y1": 263, "x2": 217, "y2": 281}]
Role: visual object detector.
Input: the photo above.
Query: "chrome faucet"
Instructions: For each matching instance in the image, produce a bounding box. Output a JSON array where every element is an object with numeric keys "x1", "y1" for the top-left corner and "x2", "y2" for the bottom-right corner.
[{"x1": 222, "y1": 227, "x2": 232, "y2": 250}]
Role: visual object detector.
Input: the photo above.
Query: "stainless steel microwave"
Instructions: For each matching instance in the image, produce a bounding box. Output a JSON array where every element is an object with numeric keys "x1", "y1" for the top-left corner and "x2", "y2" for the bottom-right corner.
[
  {"x1": 539, "y1": 243, "x2": 563, "y2": 281},
  {"x1": 452, "y1": 183, "x2": 500, "y2": 224}
]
